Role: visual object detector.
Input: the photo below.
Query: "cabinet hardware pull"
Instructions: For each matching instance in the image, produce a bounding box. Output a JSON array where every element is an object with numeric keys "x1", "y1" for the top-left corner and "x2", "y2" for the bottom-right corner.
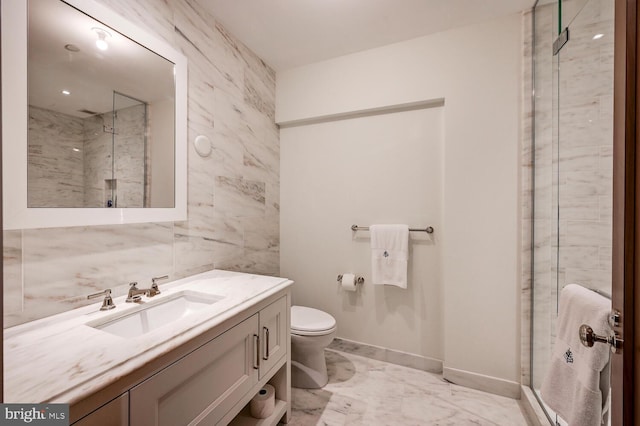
[
  {"x1": 253, "y1": 334, "x2": 260, "y2": 369},
  {"x1": 263, "y1": 327, "x2": 270, "y2": 361}
]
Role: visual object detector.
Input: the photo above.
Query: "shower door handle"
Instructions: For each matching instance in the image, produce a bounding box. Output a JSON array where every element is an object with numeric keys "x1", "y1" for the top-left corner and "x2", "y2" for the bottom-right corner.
[{"x1": 579, "y1": 324, "x2": 623, "y2": 354}]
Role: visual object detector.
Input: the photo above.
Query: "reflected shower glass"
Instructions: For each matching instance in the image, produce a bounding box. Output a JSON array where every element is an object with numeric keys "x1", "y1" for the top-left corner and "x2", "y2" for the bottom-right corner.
[{"x1": 26, "y1": 0, "x2": 175, "y2": 208}]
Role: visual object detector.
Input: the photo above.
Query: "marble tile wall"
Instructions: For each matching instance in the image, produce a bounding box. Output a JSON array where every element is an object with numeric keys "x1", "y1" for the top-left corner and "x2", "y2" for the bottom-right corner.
[
  {"x1": 82, "y1": 113, "x2": 114, "y2": 207},
  {"x1": 27, "y1": 106, "x2": 85, "y2": 207},
  {"x1": 29, "y1": 102, "x2": 148, "y2": 209},
  {"x1": 112, "y1": 103, "x2": 146, "y2": 207},
  {"x1": 83, "y1": 104, "x2": 148, "y2": 208},
  {"x1": 4, "y1": 0, "x2": 279, "y2": 327},
  {"x1": 557, "y1": 0, "x2": 613, "y2": 296}
]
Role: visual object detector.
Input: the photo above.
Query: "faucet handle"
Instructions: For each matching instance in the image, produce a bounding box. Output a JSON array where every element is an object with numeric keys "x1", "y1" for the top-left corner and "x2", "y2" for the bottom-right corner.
[
  {"x1": 152, "y1": 275, "x2": 169, "y2": 286},
  {"x1": 126, "y1": 282, "x2": 142, "y2": 303},
  {"x1": 87, "y1": 288, "x2": 116, "y2": 311},
  {"x1": 151, "y1": 275, "x2": 168, "y2": 295}
]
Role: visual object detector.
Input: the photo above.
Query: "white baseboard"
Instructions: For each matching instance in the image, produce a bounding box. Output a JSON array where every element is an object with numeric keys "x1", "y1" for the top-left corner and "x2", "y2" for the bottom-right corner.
[
  {"x1": 443, "y1": 366, "x2": 521, "y2": 399},
  {"x1": 329, "y1": 337, "x2": 443, "y2": 374}
]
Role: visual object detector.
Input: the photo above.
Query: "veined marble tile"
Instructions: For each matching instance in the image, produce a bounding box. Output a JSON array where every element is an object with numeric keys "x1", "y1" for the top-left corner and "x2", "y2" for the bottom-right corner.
[
  {"x1": 560, "y1": 245, "x2": 600, "y2": 269},
  {"x1": 173, "y1": 232, "x2": 216, "y2": 278},
  {"x1": 599, "y1": 246, "x2": 612, "y2": 270},
  {"x1": 211, "y1": 90, "x2": 250, "y2": 179},
  {"x1": 214, "y1": 176, "x2": 266, "y2": 218},
  {"x1": 95, "y1": 0, "x2": 175, "y2": 46},
  {"x1": 289, "y1": 349, "x2": 529, "y2": 426},
  {"x1": 6, "y1": 0, "x2": 280, "y2": 327},
  {"x1": 599, "y1": 195, "x2": 613, "y2": 223},
  {"x1": 7, "y1": 223, "x2": 173, "y2": 325},
  {"x1": 243, "y1": 215, "x2": 279, "y2": 252},
  {"x1": 184, "y1": 66, "x2": 216, "y2": 131},
  {"x1": 237, "y1": 41, "x2": 276, "y2": 105},
  {"x1": 559, "y1": 146, "x2": 600, "y2": 172},
  {"x1": 244, "y1": 70, "x2": 275, "y2": 120},
  {"x1": 564, "y1": 170, "x2": 613, "y2": 195},
  {"x1": 83, "y1": 114, "x2": 114, "y2": 208},
  {"x1": 222, "y1": 248, "x2": 279, "y2": 276},
  {"x1": 28, "y1": 107, "x2": 85, "y2": 208},
  {"x1": 241, "y1": 129, "x2": 280, "y2": 185},
  {"x1": 112, "y1": 104, "x2": 147, "y2": 208},
  {"x1": 174, "y1": 0, "x2": 244, "y2": 100},
  {"x1": 565, "y1": 220, "x2": 612, "y2": 247},
  {"x1": 559, "y1": 197, "x2": 600, "y2": 221},
  {"x1": 564, "y1": 268, "x2": 611, "y2": 292},
  {"x1": 266, "y1": 183, "x2": 280, "y2": 216}
]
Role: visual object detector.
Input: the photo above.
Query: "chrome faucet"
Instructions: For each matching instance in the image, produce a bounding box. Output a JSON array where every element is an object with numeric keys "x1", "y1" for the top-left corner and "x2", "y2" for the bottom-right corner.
[
  {"x1": 126, "y1": 282, "x2": 157, "y2": 303},
  {"x1": 126, "y1": 275, "x2": 168, "y2": 302}
]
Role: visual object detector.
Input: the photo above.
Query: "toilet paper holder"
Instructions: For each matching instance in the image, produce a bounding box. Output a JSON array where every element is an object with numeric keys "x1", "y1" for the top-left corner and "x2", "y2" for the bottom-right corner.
[{"x1": 337, "y1": 274, "x2": 365, "y2": 285}]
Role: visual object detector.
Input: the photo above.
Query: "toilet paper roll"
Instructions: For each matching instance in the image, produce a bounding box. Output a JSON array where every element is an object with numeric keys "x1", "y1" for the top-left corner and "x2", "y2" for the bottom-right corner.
[
  {"x1": 250, "y1": 384, "x2": 275, "y2": 419},
  {"x1": 341, "y1": 273, "x2": 357, "y2": 291}
]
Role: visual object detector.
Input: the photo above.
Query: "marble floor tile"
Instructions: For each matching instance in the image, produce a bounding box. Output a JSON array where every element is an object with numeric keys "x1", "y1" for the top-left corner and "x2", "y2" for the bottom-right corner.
[{"x1": 288, "y1": 349, "x2": 530, "y2": 426}]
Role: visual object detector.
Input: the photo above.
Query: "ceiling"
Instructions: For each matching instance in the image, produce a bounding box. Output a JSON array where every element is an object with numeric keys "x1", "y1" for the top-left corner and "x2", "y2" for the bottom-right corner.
[
  {"x1": 30, "y1": 0, "x2": 174, "y2": 117},
  {"x1": 196, "y1": 0, "x2": 536, "y2": 72}
]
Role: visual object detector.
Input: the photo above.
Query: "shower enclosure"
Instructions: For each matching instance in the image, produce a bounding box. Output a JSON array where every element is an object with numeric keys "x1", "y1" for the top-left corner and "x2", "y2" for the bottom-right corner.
[{"x1": 531, "y1": 0, "x2": 614, "y2": 424}]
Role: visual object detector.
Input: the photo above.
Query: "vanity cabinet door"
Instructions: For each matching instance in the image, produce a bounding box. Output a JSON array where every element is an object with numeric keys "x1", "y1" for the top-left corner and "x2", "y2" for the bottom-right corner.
[
  {"x1": 259, "y1": 296, "x2": 288, "y2": 379},
  {"x1": 72, "y1": 393, "x2": 129, "y2": 426},
  {"x1": 130, "y1": 314, "x2": 259, "y2": 426}
]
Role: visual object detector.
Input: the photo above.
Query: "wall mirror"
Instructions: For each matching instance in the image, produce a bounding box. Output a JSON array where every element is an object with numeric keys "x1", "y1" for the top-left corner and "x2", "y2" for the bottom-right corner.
[{"x1": 2, "y1": 0, "x2": 187, "y2": 229}]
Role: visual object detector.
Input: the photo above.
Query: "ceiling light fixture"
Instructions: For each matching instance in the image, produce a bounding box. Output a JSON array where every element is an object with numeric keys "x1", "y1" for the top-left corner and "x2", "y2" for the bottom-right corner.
[
  {"x1": 593, "y1": 33, "x2": 604, "y2": 40},
  {"x1": 64, "y1": 44, "x2": 80, "y2": 52},
  {"x1": 62, "y1": 90, "x2": 71, "y2": 95},
  {"x1": 92, "y1": 27, "x2": 111, "y2": 51}
]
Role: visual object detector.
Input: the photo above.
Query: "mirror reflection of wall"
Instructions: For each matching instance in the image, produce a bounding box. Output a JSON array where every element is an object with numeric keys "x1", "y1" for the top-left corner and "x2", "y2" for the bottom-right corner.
[
  {"x1": 28, "y1": 92, "x2": 148, "y2": 208},
  {"x1": 26, "y1": 0, "x2": 175, "y2": 209}
]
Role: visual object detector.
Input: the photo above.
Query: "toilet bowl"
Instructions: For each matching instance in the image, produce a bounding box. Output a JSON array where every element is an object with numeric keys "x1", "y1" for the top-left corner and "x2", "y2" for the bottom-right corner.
[{"x1": 290, "y1": 305, "x2": 337, "y2": 389}]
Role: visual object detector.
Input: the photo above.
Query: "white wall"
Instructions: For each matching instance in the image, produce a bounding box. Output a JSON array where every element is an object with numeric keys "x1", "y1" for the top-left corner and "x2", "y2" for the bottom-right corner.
[
  {"x1": 281, "y1": 106, "x2": 444, "y2": 362},
  {"x1": 277, "y1": 13, "x2": 522, "y2": 391}
]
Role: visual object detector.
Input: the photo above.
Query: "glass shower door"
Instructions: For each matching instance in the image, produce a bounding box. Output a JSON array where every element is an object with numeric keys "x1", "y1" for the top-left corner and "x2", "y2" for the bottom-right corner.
[
  {"x1": 531, "y1": 0, "x2": 614, "y2": 424},
  {"x1": 112, "y1": 91, "x2": 148, "y2": 208}
]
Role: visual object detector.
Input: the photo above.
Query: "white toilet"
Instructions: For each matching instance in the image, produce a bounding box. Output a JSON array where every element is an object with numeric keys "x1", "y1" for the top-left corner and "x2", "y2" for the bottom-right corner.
[{"x1": 290, "y1": 305, "x2": 337, "y2": 389}]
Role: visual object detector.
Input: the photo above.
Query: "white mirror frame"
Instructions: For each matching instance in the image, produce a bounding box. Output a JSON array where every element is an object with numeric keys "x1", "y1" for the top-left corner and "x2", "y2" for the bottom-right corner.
[{"x1": 1, "y1": 0, "x2": 187, "y2": 230}]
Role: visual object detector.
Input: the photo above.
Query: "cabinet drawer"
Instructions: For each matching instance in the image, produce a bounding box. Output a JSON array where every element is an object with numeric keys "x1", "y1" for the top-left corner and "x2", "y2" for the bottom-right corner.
[
  {"x1": 130, "y1": 314, "x2": 259, "y2": 426},
  {"x1": 73, "y1": 393, "x2": 128, "y2": 426},
  {"x1": 259, "y1": 296, "x2": 288, "y2": 378}
]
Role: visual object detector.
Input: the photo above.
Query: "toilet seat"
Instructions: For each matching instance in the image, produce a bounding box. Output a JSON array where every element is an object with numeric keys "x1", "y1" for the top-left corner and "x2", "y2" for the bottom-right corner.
[{"x1": 291, "y1": 305, "x2": 336, "y2": 336}]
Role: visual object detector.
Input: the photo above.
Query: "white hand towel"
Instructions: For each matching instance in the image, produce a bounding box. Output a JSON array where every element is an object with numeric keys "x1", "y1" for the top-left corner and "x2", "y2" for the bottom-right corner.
[
  {"x1": 370, "y1": 224, "x2": 409, "y2": 288},
  {"x1": 540, "y1": 284, "x2": 611, "y2": 426}
]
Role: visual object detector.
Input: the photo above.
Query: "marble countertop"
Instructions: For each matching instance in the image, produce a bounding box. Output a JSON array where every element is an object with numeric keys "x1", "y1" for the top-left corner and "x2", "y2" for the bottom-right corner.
[{"x1": 4, "y1": 269, "x2": 292, "y2": 404}]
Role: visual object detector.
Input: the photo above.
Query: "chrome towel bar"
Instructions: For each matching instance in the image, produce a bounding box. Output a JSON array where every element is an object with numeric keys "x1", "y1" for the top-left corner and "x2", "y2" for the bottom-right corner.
[{"x1": 351, "y1": 224, "x2": 434, "y2": 234}]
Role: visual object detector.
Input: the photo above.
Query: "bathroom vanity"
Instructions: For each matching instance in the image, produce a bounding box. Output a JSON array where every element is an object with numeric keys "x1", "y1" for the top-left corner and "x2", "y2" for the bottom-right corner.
[{"x1": 3, "y1": 270, "x2": 293, "y2": 425}]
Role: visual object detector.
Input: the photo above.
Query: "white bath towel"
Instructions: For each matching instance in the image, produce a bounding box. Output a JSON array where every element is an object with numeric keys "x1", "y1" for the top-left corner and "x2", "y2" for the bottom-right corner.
[
  {"x1": 370, "y1": 224, "x2": 409, "y2": 288},
  {"x1": 540, "y1": 284, "x2": 611, "y2": 426}
]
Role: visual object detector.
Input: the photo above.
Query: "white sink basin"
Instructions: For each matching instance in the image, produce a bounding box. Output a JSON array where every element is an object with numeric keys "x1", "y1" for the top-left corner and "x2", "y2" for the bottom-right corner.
[{"x1": 89, "y1": 290, "x2": 224, "y2": 338}]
